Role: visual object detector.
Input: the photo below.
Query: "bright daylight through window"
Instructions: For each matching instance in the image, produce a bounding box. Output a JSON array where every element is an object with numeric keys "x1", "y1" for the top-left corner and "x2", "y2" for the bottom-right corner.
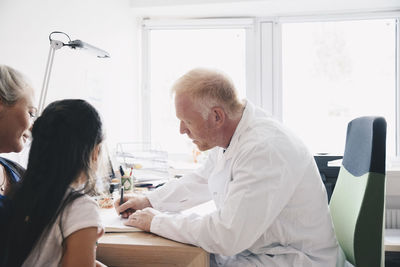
[
  {"x1": 148, "y1": 28, "x2": 246, "y2": 157},
  {"x1": 281, "y1": 19, "x2": 396, "y2": 158}
]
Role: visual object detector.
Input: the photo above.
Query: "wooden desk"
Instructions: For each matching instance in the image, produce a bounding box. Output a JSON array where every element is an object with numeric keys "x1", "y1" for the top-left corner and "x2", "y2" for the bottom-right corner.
[
  {"x1": 97, "y1": 232, "x2": 210, "y2": 267},
  {"x1": 385, "y1": 229, "x2": 400, "y2": 252}
]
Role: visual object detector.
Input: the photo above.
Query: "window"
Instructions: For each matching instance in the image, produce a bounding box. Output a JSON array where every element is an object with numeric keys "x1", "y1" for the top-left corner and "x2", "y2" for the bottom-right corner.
[
  {"x1": 142, "y1": 15, "x2": 400, "y2": 163},
  {"x1": 280, "y1": 19, "x2": 397, "y2": 157},
  {"x1": 143, "y1": 19, "x2": 250, "y2": 156}
]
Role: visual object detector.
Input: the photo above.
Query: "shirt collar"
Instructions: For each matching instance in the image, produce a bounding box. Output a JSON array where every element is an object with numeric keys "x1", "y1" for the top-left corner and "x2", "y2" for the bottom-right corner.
[{"x1": 221, "y1": 99, "x2": 253, "y2": 159}]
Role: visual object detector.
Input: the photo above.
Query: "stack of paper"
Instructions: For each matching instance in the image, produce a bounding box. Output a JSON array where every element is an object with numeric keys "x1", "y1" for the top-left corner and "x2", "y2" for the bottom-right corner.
[{"x1": 99, "y1": 208, "x2": 142, "y2": 233}]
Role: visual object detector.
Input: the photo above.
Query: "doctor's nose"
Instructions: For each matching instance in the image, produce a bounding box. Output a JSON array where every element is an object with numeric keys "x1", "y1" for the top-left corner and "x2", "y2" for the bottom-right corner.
[{"x1": 180, "y1": 121, "x2": 189, "y2": 135}]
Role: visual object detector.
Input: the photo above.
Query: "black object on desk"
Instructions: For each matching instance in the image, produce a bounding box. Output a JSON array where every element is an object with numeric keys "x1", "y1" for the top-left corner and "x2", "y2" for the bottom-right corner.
[
  {"x1": 135, "y1": 183, "x2": 153, "y2": 188},
  {"x1": 120, "y1": 187, "x2": 124, "y2": 205},
  {"x1": 109, "y1": 182, "x2": 120, "y2": 195},
  {"x1": 134, "y1": 182, "x2": 165, "y2": 190},
  {"x1": 314, "y1": 154, "x2": 343, "y2": 202},
  {"x1": 119, "y1": 165, "x2": 125, "y2": 176}
]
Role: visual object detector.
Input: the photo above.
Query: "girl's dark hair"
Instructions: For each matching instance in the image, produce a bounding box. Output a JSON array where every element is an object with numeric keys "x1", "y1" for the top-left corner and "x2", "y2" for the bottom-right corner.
[{"x1": 2, "y1": 99, "x2": 103, "y2": 266}]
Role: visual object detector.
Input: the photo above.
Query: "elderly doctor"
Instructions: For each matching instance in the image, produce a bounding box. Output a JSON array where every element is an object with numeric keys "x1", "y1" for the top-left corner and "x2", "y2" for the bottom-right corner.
[{"x1": 115, "y1": 68, "x2": 339, "y2": 266}]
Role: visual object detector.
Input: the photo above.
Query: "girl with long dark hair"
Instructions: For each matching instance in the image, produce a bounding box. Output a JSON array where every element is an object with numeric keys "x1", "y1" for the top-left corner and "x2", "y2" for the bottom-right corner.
[{"x1": 2, "y1": 99, "x2": 106, "y2": 267}]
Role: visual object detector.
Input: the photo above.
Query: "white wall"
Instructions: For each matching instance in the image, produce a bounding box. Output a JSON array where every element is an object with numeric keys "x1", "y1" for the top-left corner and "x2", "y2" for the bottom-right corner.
[{"x1": 0, "y1": 0, "x2": 141, "y2": 157}]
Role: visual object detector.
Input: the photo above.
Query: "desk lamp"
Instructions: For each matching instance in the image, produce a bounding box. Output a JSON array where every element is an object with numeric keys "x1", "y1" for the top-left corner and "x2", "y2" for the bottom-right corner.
[{"x1": 38, "y1": 31, "x2": 110, "y2": 114}]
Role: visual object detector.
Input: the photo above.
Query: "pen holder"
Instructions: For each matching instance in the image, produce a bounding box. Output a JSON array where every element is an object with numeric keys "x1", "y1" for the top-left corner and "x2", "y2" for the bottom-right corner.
[{"x1": 121, "y1": 174, "x2": 132, "y2": 192}]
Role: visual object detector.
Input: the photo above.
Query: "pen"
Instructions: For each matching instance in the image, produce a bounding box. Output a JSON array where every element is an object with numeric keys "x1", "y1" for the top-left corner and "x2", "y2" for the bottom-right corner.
[
  {"x1": 119, "y1": 165, "x2": 125, "y2": 177},
  {"x1": 133, "y1": 182, "x2": 165, "y2": 189},
  {"x1": 134, "y1": 183, "x2": 153, "y2": 188},
  {"x1": 119, "y1": 187, "x2": 124, "y2": 215},
  {"x1": 119, "y1": 187, "x2": 124, "y2": 205}
]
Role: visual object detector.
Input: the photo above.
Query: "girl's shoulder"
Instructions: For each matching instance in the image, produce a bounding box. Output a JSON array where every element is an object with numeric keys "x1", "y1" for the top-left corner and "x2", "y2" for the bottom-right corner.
[
  {"x1": 68, "y1": 193, "x2": 98, "y2": 209},
  {"x1": 61, "y1": 194, "x2": 102, "y2": 236},
  {"x1": 64, "y1": 194, "x2": 100, "y2": 221}
]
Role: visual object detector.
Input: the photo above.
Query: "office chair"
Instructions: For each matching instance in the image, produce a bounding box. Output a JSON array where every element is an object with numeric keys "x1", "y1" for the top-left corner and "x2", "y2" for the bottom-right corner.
[{"x1": 329, "y1": 116, "x2": 386, "y2": 267}]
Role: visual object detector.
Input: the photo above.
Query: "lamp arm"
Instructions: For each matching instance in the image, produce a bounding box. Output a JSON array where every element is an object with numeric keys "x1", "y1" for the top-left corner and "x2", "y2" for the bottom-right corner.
[
  {"x1": 38, "y1": 40, "x2": 65, "y2": 115},
  {"x1": 38, "y1": 45, "x2": 55, "y2": 115}
]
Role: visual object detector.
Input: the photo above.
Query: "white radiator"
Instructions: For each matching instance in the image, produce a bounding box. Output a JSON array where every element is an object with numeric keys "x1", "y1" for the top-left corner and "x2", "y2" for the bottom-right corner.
[{"x1": 386, "y1": 209, "x2": 400, "y2": 229}]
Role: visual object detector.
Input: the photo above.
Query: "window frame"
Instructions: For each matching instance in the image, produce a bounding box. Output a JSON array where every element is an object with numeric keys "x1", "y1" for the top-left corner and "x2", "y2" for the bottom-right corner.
[
  {"x1": 141, "y1": 12, "x2": 400, "y2": 163},
  {"x1": 259, "y1": 12, "x2": 400, "y2": 163},
  {"x1": 141, "y1": 18, "x2": 256, "y2": 145}
]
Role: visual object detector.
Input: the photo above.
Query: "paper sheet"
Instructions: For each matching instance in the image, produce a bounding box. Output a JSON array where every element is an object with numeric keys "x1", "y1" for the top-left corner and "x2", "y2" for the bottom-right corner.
[{"x1": 99, "y1": 208, "x2": 142, "y2": 233}]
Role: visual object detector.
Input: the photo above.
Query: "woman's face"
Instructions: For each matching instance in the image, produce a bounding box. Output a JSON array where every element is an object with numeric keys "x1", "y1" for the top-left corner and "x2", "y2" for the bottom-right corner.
[{"x1": 0, "y1": 87, "x2": 36, "y2": 153}]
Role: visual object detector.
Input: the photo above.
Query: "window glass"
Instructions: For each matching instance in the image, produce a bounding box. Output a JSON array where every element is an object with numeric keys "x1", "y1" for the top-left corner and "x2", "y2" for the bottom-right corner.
[
  {"x1": 149, "y1": 28, "x2": 246, "y2": 155},
  {"x1": 281, "y1": 19, "x2": 396, "y2": 156}
]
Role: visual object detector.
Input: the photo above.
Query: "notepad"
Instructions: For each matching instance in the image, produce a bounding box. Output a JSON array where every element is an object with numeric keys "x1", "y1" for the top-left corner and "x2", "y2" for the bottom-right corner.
[{"x1": 99, "y1": 208, "x2": 142, "y2": 233}]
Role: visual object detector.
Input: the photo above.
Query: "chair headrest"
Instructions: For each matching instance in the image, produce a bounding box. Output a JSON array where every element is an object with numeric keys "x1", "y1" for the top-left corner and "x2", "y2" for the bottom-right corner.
[{"x1": 342, "y1": 116, "x2": 386, "y2": 177}]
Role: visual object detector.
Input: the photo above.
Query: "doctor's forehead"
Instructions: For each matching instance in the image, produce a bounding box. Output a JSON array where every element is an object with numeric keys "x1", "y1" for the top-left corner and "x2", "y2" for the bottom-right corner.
[
  {"x1": 175, "y1": 93, "x2": 192, "y2": 112},
  {"x1": 175, "y1": 94, "x2": 203, "y2": 120}
]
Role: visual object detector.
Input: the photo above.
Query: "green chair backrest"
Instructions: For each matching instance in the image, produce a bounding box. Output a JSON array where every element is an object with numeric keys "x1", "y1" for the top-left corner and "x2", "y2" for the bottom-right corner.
[{"x1": 329, "y1": 116, "x2": 386, "y2": 267}]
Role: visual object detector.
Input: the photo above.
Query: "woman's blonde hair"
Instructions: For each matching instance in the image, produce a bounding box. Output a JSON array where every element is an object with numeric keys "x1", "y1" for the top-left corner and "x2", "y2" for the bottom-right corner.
[
  {"x1": 171, "y1": 68, "x2": 242, "y2": 119},
  {"x1": 0, "y1": 65, "x2": 29, "y2": 105}
]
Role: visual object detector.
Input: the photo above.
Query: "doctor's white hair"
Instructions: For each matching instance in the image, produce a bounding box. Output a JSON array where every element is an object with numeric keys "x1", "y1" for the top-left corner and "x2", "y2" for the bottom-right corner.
[
  {"x1": 171, "y1": 68, "x2": 243, "y2": 120},
  {"x1": 0, "y1": 65, "x2": 29, "y2": 105}
]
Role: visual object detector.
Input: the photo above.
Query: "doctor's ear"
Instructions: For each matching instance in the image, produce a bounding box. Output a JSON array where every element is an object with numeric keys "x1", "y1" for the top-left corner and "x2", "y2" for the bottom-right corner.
[{"x1": 212, "y1": 107, "x2": 225, "y2": 127}]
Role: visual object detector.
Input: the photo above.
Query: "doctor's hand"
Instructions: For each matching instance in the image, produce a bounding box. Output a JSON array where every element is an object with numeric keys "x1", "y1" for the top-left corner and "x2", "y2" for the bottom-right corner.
[
  {"x1": 114, "y1": 194, "x2": 152, "y2": 218},
  {"x1": 124, "y1": 207, "x2": 161, "y2": 232}
]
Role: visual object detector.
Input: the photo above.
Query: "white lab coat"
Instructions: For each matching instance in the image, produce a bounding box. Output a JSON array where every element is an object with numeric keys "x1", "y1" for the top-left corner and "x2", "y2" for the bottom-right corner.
[{"x1": 147, "y1": 100, "x2": 338, "y2": 267}]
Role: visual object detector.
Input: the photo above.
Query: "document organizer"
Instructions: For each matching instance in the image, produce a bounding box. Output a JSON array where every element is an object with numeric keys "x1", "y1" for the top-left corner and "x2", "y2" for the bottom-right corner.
[{"x1": 115, "y1": 142, "x2": 169, "y2": 182}]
